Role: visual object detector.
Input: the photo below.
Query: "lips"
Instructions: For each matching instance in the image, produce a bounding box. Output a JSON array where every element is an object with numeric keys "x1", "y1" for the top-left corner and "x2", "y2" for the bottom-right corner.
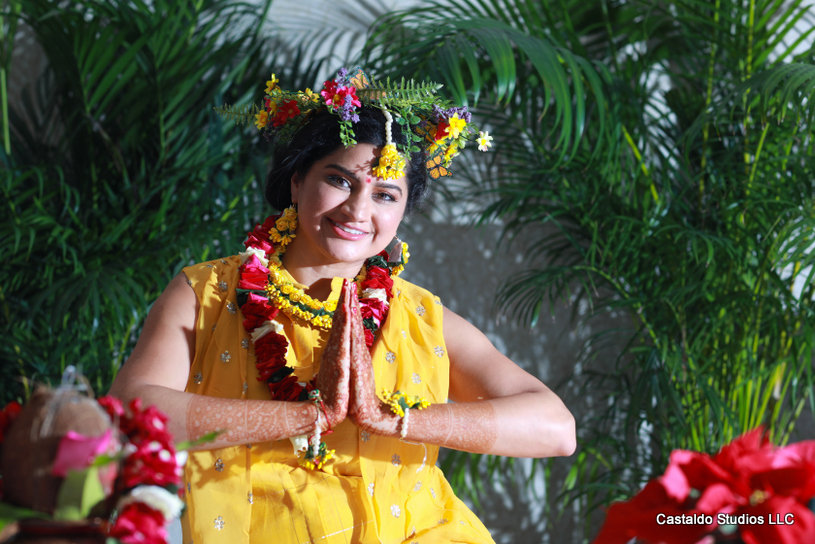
[{"x1": 327, "y1": 218, "x2": 369, "y2": 240}]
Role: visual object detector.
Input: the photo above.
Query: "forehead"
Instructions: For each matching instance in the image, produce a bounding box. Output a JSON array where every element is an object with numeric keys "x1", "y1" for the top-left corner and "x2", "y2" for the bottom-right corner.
[{"x1": 315, "y1": 144, "x2": 407, "y2": 187}]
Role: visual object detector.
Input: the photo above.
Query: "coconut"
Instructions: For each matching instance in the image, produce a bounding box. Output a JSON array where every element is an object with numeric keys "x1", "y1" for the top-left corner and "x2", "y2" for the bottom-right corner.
[{"x1": 0, "y1": 387, "x2": 116, "y2": 515}]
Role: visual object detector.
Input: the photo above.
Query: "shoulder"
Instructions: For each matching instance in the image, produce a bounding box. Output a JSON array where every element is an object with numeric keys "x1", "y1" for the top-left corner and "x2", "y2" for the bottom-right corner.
[
  {"x1": 391, "y1": 276, "x2": 443, "y2": 309},
  {"x1": 182, "y1": 255, "x2": 242, "y2": 299}
]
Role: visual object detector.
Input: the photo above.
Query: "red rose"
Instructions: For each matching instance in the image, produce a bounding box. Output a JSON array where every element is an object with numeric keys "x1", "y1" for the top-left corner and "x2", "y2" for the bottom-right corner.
[
  {"x1": 241, "y1": 293, "x2": 276, "y2": 331},
  {"x1": 360, "y1": 298, "x2": 388, "y2": 327},
  {"x1": 363, "y1": 328, "x2": 374, "y2": 347},
  {"x1": 254, "y1": 332, "x2": 288, "y2": 374},
  {"x1": 121, "y1": 399, "x2": 173, "y2": 445},
  {"x1": 0, "y1": 401, "x2": 22, "y2": 445},
  {"x1": 121, "y1": 438, "x2": 180, "y2": 489},
  {"x1": 363, "y1": 266, "x2": 393, "y2": 298},
  {"x1": 109, "y1": 502, "x2": 167, "y2": 544},
  {"x1": 238, "y1": 254, "x2": 269, "y2": 290},
  {"x1": 268, "y1": 375, "x2": 303, "y2": 402},
  {"x1": 97, "y1": 396, "x2": 125, "y2": 421},
  {"x1": 244, "y1": 231, "x2": 273, "y2": 254}
]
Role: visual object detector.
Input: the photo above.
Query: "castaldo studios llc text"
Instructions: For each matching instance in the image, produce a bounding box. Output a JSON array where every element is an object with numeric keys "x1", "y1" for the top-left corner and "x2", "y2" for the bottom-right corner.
[{"x1": 656, "y1": 513, "x2": 795, "y2": 526}]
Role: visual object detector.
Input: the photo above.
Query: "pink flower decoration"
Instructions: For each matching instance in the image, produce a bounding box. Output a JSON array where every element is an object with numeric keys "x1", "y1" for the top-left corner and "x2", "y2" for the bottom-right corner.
[{"x1": 52, "y1": 429, "x2": 113, "y2": 477}]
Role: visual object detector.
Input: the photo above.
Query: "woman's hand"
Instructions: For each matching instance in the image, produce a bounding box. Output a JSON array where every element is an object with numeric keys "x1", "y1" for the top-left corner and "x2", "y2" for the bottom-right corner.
[
  {"x1": 313, "y1": 280, "x2": 355, "y2": 430},
  {"x1": 346, "y1": 288, "x2": 399, "y2": 437}
]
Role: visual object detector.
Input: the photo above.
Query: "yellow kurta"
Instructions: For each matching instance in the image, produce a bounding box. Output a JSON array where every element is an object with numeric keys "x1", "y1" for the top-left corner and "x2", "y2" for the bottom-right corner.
[{"x1": 180, "y1": 256, "x2": 495, "y2": 544}]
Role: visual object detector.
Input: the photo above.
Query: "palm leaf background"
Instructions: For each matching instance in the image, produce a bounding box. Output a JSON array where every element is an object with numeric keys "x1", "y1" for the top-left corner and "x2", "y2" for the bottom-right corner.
[{"x1": 363, "y1": 0, "x2": 815, "y2": 538}]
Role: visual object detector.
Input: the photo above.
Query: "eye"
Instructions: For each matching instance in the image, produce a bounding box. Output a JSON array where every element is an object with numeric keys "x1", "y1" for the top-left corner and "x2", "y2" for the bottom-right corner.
[
  {"x1": 326, "y1": 175, "x2": 351, "y2": 189},
  {"x1": 374, "y1": 191, "x2": 397, "y2": 203}
]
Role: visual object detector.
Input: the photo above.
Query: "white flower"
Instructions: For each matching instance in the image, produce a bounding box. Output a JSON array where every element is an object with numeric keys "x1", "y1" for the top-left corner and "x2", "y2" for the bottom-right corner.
[
  {"x1": 239, "y1": 246, "x2": 269, "y2": 267},
  {"x1": 119, "y1": 485, "x2": 185, "y2": 522},
  {"x1": 290, "y1": 434, "x2": 309, "y2": 455},
  {"x1": 361, "y1": 288, "x2": 387, "y2": 301},
  {"x1": 175, "y1": 450, "x2": 188, "y2": 468},
  {"x1": 250, "y1": 319, "x2": 284, "y2": 342},
  {"x1": 477, "y1": 131, "x2": 493, "y2": 152}
]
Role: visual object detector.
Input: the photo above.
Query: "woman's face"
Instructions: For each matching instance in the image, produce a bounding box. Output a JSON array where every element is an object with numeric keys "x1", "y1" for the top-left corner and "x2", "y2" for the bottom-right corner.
[{"x1": 290, "y1": 143, "x2": 408, "y2": 270}]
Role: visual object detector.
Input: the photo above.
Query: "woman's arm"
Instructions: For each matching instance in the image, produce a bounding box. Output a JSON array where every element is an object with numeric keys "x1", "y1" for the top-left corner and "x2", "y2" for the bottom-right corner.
[
  {"x1": 349, "y1": 304, "x2": 576, "y2": 458},
  {"x1": 108, "y1": 274, "x2": 349, "y2": 450}
]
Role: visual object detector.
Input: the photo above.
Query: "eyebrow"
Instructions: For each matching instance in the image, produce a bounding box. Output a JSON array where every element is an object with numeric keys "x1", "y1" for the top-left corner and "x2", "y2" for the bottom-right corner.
[{"x1": 325, "y1": 163, "x2": 404, "y2": 196}]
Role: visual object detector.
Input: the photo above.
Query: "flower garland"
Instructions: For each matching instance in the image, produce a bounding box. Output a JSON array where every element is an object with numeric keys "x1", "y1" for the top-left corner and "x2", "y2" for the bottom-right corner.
[
  {"x1": 235, "y1": 209, "x2": 408, "y2": 467},
  {"x1": 214, "y1": 67, "x2": 493, "y2": 180}
]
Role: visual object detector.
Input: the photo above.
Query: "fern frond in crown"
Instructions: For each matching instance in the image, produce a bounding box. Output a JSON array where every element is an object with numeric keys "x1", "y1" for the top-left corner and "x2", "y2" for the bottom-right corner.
[
  {"x1": 358, "y1": 77, "x2": 444, "y2": 107},
  {"x1": 213, "y1": 103, "x2": 260, "y2": 126}
]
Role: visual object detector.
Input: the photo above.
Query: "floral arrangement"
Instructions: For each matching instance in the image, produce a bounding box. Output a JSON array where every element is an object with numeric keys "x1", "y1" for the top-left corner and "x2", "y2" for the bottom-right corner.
[
  {"x1": 215, "y1": 67, "x2": 493, "y2": 180},
  {"x1": 592, "y1": 427, "x2": 815, "y2": 544},
  {"x1": 0, "y1": 382, "x2": 202, "y2": 544},
  {"x1": 235, "y1": 209, "x2": 408, "y2": 469}
]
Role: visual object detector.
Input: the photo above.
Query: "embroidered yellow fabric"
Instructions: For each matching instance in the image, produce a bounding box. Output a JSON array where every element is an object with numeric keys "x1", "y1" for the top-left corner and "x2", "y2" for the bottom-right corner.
[{"x1": 180, "y1": 257, "x2": 495, "y2": 544}]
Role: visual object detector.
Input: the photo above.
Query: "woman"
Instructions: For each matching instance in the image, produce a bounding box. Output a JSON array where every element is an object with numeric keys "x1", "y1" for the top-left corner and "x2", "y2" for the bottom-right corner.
[{"x1": 109, "y1": 69, "x2": 575, "y2": 544}]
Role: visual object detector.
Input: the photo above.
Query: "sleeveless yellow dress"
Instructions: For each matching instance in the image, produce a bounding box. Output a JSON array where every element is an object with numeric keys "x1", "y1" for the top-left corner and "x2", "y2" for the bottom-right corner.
[{"x1": 180, "y1": 256, "x2": 495, "y2": 544}]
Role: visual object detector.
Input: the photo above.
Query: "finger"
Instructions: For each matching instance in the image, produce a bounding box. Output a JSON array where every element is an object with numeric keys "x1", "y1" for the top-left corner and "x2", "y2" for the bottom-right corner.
[{"x1": 317, "y1": 280, "x2": 355, "y2": 391}]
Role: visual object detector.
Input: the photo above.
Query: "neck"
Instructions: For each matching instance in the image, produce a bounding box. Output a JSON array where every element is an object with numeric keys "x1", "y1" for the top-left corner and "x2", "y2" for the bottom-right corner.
[{"x1": 280, "y1": 240, "x2": 366, "y2": 300}]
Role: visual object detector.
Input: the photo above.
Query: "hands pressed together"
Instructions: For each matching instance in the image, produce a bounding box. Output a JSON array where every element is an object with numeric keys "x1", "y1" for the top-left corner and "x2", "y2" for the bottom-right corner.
[{"x1": 314, "y1": 280, "x2": 399, "y2": 437}]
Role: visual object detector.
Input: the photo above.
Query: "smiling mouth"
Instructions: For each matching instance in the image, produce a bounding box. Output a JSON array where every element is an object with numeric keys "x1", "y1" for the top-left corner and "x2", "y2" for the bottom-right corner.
[{"x1": 328, "y1": 218, "x2": 367, "y2": 235}]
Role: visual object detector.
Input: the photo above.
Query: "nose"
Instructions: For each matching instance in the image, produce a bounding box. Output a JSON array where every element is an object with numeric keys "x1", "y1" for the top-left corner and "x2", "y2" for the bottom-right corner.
[{"x1": 341, "y1": 187, "x2": 371, "y2": 222}]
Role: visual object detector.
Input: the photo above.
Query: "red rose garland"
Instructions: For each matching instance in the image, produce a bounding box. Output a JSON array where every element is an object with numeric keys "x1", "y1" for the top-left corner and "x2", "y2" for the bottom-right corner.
[{"x1": 236, "y1": 213, "x2": 406, "y2": 403}]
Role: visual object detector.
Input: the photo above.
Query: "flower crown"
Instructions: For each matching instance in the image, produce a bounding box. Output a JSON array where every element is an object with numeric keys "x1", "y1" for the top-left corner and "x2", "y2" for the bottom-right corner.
[{"x1": 215, "y1": 67, "x2": 493, "y2": 180}]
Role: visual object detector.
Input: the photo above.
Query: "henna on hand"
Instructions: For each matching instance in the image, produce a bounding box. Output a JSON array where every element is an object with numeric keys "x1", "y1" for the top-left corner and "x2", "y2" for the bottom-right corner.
[
  {"x1": 347, "y1": 288, "x2": 399, "y2": 436},
  {"x1": 186, "y1": 395, "x2": 317, "y2": 445},
  {"x1": 313, "y1": 279, "x2": 354, "y2": 430},
  {"x1": 407, "y1": 401, "x2": 498, "y2": 454}
]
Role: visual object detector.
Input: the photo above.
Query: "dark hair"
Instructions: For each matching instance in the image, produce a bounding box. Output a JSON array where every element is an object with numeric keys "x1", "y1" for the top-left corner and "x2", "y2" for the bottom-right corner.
[{"x1": 264, "y1": 106, "x2": 429, "y2": 215}]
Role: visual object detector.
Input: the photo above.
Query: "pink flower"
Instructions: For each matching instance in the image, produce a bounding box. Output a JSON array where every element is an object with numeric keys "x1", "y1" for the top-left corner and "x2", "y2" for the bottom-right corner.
[
  {"x1": 52, "y1": 429, "x2": 114, "y2": 477},
  {"x1": 238, "y1": 254, "x2": 269, "y2": 290}
]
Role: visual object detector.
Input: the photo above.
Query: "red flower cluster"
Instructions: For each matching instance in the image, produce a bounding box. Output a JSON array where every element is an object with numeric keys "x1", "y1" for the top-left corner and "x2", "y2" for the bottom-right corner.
[
  {"x1": 0, "y1": 401, "x2": 22, "y2": 445},
  {"x1": 593, "y1": 428, "x2": 815, "y2": 544},
  {"x1": 97, "y1": 396, "x2": 180, "y2": 490},
  {"x1": 320, "y1": 79, "x2": 361, "y2": 111},
  {"x1": 109, "y1": 502, "x2": 168, "y2": 544},
  {"x1": 272, "y1": 99, "x2": 301, "y2": 127}
]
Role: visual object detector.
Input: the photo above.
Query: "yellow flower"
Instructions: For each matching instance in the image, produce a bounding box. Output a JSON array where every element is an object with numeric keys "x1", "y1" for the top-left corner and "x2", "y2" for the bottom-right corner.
[
  {"x1": 255, "y1": 110, "x2": 269, "y2": 129},
  {"x1": 276, "y1": 217, "x2": 290, "y2": 231},
  {"x1": 266, "y1": 74, "x2": 279, "y2": 95},
  {"x1": 448, "y1": 113, "x2": 467, "y2": 139},
  {"x1": 282, "y1": 207, "x2": 296, "y2": 220},
  {"x1": 324, "y1": 300, "x2": 338, "y2": 312},
  {"x1": 477, "y1": 131, "x2": 493, "y2": 152},
  {"x1": 280, "y1": 233, "x2": 295, "y2": 246},
  {"x1": 443, "y1": 143, "x2": 459, "y2": 165},
  {"x1": 281, "y1": 284, "x2": 294, "y2": 295},
  {"x1": 270, "y1": 230, "x2": 283, "y2": 243},
  {"x1": 289, "y1": 291, "x2": 301, "y2": 302}
]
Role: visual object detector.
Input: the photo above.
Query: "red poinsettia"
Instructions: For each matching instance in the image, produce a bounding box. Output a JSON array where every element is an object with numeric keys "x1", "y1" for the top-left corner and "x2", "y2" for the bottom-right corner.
[{"x1": 593, "y1": 428, "x2": 815, "y2": 544}]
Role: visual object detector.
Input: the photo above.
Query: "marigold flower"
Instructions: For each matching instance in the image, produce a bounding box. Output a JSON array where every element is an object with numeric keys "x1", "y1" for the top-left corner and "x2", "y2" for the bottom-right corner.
[{"x1": 255, "y1": 110, "x2": 269, "y2": 129}]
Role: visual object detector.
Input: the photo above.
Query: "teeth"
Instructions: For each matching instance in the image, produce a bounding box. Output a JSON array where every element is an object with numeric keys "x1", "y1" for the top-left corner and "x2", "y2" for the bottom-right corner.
[{"x1": 332, "y1": 220, "x2": 365, "y2": 235}]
